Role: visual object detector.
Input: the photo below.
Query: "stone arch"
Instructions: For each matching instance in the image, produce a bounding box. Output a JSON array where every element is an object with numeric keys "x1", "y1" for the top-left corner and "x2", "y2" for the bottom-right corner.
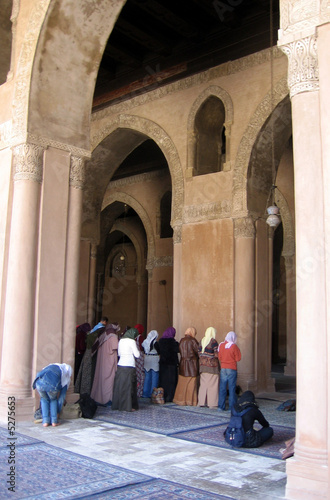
[
  {"x1": 91, "y1": 114, "x2": 184, "y2": 229},
  {"x1": 233, "y1": 76, "x2": 289, "y2": 217},
  {"x1": 274, "y1": 188, "x2": 295, "y2": 258},
  {"x1": 105, "y1": 219, "x2": 145, "y2": 281},
  {"x1": 102, "y1": 191, "x2": 155, "y2": 265},
  {"x1": 11, "y1": 0, "x2": 125, "y2": 148},
  {"x1": 187, "y1": 85, "x2": 234, "y2": 175}
]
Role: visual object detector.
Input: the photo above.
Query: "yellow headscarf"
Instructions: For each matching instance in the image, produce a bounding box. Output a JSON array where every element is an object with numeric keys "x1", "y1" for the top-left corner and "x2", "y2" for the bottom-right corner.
[
  {"x1": 184, "y1": 327, "x2": 197, "y2": 338},
  {"x1": 201, "y1": 326, "x2": 217, "y2": 353}
]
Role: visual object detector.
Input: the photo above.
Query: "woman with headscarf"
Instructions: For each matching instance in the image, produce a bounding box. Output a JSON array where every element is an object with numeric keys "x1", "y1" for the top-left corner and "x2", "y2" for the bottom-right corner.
[
  {"x1": 74, "y1": 323, "x2": 91, "y2": 383},
  {"x1": 32, "y1": 363, "x2": 72, "y2": 427},
  {"x1": 154, "y1": 327, "x2": 179, "y2": 403},
  {"x1": 112, "y1": 328, "x2": 140, "y2": 411},
  {"x1": 231, "y1": 391, "x2": 273, "y2": 447},
  {"x1": 173, "y1": 327, "x2": 199, "y2": 406},
  {"x1": 142, "y1": 330, "x2": 159, "y2": 398},
  {"x1": 74, "y1": 321, "x2": 106, "y2": 395},
  {"x1": 218, "y1": 331, "x2": 242, "y2": 411},
  {"x1": 197, "y1": 326, "x2": 220, "y2": 408},
  {"x1": 90, "y1": 323, "x2": 120, "y2": 405},
  {"x1": 134, "y1": 323, "x2": 145, "y2": 397}
]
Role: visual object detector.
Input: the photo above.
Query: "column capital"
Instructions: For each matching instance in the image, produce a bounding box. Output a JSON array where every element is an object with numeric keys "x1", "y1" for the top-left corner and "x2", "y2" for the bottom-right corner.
[
  {"x1": 12, "y1": 142, "x2": 44, "y2": 183},
  {"x1": 280, "y1": 34, "x2": 319, "y2": 98},
  {"x1": 70, "y1": 155, "x2": 85, "y2": 189},
  {"x1": 234, "y1": 217, "x2": 256, "y2": 239}
]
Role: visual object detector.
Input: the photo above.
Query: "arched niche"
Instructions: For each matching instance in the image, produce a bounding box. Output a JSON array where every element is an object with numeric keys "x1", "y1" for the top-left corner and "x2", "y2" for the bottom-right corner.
[{"x1": 187, "y1": 85, "x2": 233, "y2": 177}]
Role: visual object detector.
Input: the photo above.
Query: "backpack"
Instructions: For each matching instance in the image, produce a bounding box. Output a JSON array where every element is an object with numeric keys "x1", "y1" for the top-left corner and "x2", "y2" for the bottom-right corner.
[
  {"x1": 224, "y1": 408, "x2": 250, "y2": 447},
  {"x1": 76, "y1": 393, "x2": 97, "y2": 419}
]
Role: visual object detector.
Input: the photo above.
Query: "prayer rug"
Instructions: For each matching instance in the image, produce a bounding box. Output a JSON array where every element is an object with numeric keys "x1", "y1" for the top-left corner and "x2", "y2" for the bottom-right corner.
[
  {"x1": 0, "y1": 426, "x2": 41, "y2": 448},
  {"x1": 170, "y1": 423, "x2": 295, "y2": 459},
  {"x1": 89, "y1": 478, "x2": 233, "y2": 499},
  {"x1": 95, "y1": 404, "x2": 228, "y2": 435},
  {"x1": 0, "y1": 442, "x2": 150, "y2": 499}
]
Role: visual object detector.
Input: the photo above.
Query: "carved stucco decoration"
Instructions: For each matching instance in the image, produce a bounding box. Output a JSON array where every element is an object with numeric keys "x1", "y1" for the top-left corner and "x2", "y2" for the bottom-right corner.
[
  {"x1": 274, "y1": 188, "x2": 295, "y2": 257},
  {"x1": 91, "y1": 114, "x2": 184, "y2": 227},
  {"x1": 280, "y1": 0, "x2": 330, "y2": 35},
  {"x1": 232, "y1": 77, "x2": 289, "y2": 217},
  {"x1": 183, "y1": 200, "x2": 231, "y2": 224},
  {"x1": 11, "y1": 0, "x2": 51, "y2": 143},
  {"x1": 234, "y1": 217, "x2": 256, "y2": 239},
  {"x1": 102, "y1": 191, "x2": 156, "y2": 266},
  {"x1": 12, "y1": 142, "x2": 44, "y2": 183},
  {"x1": 280, "y1": 35, "x2": 319, "y2": 97},
  {"x1": 70, "y1": 155, "x2": 85, "y2": 189}
]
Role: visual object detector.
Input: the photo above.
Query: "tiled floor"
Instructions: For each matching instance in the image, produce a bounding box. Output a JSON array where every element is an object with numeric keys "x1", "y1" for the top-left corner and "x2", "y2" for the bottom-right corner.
[{"x1": 16, "y1": 387, "x2": 295, "y2": 500}]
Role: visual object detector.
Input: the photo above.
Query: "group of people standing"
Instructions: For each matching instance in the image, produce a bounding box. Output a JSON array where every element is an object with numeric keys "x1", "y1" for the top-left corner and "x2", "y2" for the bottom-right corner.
[
  {"x1": 33, "y1": 320, "x2": 272, "y2": 447},
  {"x1": 74, "y1": 321, "x2": 243, "y2": 412}
]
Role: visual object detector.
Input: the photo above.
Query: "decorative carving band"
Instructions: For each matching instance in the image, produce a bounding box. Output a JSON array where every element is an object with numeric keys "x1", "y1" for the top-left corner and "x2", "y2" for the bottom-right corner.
[
  {"x1": 12, "y1": 143, "x2": 44, "y2": 183},
  {"x1": 183, "y1": 200, "x2": 231, "y2": 224},
  {"x1": 146, "y1": 256, "x2": 173, "y2": 271},
  {"x1": 280, "y1": 35, "x2": 319, "y2": 97},
  {"x1": 234, "y1": 217, "x2": 256, "y2": 239},
  {"x1": 173, "y1": 224, "x2": 182, "y2": 244},
  {"x1": 70, "y1": 155, "x2": 85, "y2": 189}
]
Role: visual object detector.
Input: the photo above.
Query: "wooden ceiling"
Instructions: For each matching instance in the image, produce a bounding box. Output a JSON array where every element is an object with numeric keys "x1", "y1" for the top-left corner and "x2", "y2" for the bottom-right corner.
[{"x1": 93, "y1": 0, "x2": 279, "y2": 110}]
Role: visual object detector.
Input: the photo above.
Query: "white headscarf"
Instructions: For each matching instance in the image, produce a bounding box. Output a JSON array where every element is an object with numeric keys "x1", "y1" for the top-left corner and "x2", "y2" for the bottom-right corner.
[
  {"x1": 224, "y1": 331, "x2": 237, "y2": 349},
  {"x1": 54, "y1": 363, "x2": 72, "y2": 388},
  {"x1": 201, "y1": 327, "x2": 217, "y2": 353},
  {"x1": 142, "y1": 330, "x2": 158, "y2": 354}
]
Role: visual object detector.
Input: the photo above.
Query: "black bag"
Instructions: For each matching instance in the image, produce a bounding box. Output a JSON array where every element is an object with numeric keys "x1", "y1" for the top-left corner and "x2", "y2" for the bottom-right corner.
[
  {"x1": 76, "y1": 393, "x2": 97, "y2": 419},
  {"x1": 224, "y1": 408, "x2": 250, "y2": 447}
]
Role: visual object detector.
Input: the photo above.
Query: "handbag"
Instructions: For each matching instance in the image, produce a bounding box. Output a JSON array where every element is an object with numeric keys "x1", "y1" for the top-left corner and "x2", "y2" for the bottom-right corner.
[
  {"x1": 151, "y1": 387, "x2": 165, "y2": 404},
  {"x1": 60, "y1": 402, "x2": 82, "y2": 419}
]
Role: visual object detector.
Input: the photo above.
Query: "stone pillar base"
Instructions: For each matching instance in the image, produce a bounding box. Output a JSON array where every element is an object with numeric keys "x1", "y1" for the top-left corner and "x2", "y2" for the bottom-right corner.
[
  {"x1": 0, "y1": 395, "x2": 35, "y2": 424},
  {"x1": 286, "y1": 458, "x2": 328, "y2": 499}
]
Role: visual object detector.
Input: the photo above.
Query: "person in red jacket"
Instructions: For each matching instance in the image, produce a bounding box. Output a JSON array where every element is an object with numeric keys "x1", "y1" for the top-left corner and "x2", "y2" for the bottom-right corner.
[{"x1": 218, "y1": 331, "x2": 241, "y2": 411}]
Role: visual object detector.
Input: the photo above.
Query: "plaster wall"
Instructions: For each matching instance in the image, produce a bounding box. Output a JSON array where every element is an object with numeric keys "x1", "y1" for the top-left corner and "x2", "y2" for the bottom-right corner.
[{"x1": 180, "y1": 218, "x2": 234, "y2": 343}]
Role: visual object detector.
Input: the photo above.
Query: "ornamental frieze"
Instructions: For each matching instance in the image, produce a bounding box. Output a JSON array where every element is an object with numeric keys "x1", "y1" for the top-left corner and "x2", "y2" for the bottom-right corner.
[
  {"x1": 234, "y1": 217, "x2": 256, "y2": 239},
  {"x1": 183, "y1": 200, "x2": 231, "y2": 224},
  {"x1": 70, "y1": 156, "x2": 85, "y2": 189},
  {"x1": 280, "y1": 35, "x2": 319, "y2": 97},
  {"x1": 12, "y1": 142, "x2": 44, "y2": 183}
]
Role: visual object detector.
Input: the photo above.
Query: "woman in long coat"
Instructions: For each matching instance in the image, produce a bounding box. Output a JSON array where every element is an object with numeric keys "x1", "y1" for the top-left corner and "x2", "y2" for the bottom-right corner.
[
  {"x1": 173, "y1": 327, "x2": 199, "y2": 406},
  {"x1": 154, "y1": 327, "x2": 179, "y2": 403},
  {"x1": 90, "y1": 324, "x2": 120, "y2": 405}
]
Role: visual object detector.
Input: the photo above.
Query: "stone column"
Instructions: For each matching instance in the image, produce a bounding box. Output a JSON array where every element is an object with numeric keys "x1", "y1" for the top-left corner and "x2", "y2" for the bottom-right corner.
[
  {"x1": 283, "y1": 254, "x2": 296, "y2": 376},
  {"x1": 234, "y1": 217, "x2": 256, "y2": 391},
  {"x1": 172, "y1": 225, "x2": 182, "y2": 337},
  {"x1": 280, "y1": 34, "x2": 328, "y2": 497},
  {"x1": 87, "y1": 243, "x2": 97, "y2": 325},
  {"x1": 62, "y1": 155, "x2": 85, "y2": 400},
  {"x1": 0, "y1": 143, "x2": 44, "y2": 420}
]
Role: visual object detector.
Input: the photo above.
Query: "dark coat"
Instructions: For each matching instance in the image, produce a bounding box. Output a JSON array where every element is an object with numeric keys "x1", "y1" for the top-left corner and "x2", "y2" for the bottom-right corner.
[{"x1": 178, "y1": 335, "x2": 199, "y2": 377}]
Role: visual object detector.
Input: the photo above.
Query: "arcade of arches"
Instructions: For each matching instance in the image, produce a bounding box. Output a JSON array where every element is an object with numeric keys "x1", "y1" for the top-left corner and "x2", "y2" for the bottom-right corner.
[{"x1": 0, "y1": 1, "x2": 330, "y2": 498}]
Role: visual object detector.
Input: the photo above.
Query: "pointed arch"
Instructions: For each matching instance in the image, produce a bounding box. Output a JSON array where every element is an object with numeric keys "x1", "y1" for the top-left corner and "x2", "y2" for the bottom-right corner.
[{"x1": 233, "y1": 77, "x2": 289, "y2": 217}]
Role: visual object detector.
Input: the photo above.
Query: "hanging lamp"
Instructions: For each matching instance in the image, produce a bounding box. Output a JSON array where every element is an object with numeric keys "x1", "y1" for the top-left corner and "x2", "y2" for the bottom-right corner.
[{"x1": 265, "y1": 0, "x2": 280, "y2": 229}]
